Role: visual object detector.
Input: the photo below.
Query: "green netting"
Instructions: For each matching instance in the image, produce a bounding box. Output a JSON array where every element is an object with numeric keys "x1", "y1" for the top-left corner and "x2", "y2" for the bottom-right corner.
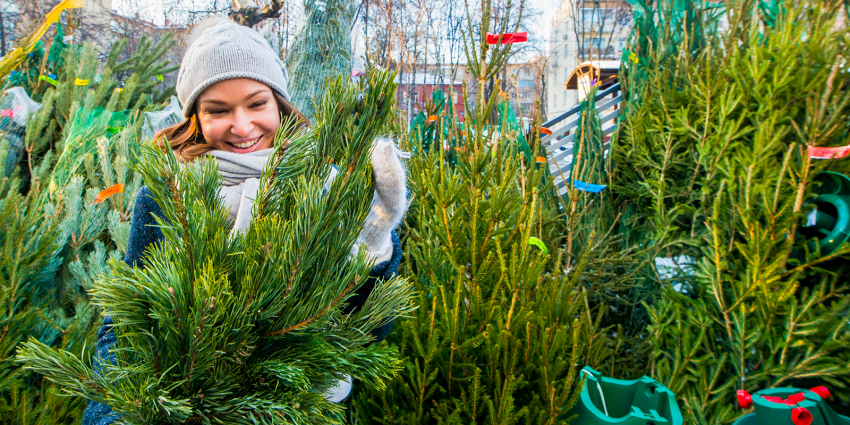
[
  {"x1": 49, "y1": 106, "x2": 133, "y2": 196},
  {"x1": 497, "y1": 99, "x2": 533, "y2": 162},
  {"x1": 285, "y1": 0, "x2": 356, "y2": 119}
]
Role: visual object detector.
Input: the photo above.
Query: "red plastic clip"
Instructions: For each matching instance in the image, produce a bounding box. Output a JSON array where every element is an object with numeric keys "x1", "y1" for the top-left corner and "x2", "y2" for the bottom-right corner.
[
  {"x1": 791, "y1": 407, "x2": 813, "y2": 425},
  {"x1": 786, "y1": 393, "x2": 806, "y2": 405},
  {"x1": 763, "y1": 396, "x2": 785, "y2": 404},
  {"x1": 737, "y1": 390, "x2": 753, "y2": 409},
  {"x1": 810, "y1": 386, "x2": 831, "y2": 400}
]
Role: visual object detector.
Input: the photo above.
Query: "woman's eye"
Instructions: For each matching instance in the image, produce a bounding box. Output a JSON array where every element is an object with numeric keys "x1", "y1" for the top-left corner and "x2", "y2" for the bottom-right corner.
[
  {"x1": 206, "y1": 109, "x2": 227, "y2": 115},
  {"x1": 251, "y1": 100, "x2": 268, "y2": 108}
]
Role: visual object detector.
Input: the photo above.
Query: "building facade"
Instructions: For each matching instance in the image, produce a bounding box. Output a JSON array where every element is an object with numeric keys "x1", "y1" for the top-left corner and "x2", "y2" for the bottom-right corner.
[
  {"x1": 396, "y1": 72, "x2": 466, "y2": 121},
  {"x1": 546, "y1": 0, "x2": 631, "y2": 120}
]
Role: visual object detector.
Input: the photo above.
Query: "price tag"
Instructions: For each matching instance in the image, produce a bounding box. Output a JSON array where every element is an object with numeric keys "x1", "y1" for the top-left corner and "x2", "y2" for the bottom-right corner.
[
  {"x1": 806, "y1": 208, "x2": 818, "y2": 227},
  {"x1": 574, "y1": 180, "x2": 607, "y2": 193}
]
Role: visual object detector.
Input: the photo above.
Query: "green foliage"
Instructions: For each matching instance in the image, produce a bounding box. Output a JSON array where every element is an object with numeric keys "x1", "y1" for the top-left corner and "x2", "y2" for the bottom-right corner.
[
  {"x1": 348, "y1": 0, "x2": 637, "y2": 423},
  {"x1": 18, "y1": 70, "x2": 415, "y2": 424},
  {"x1": 610, "y1": 1, "x2": 850, "y2": 422},
  {"x1": 0, "y1": 30, "x2": 177, "y2": 424},
  {"x1": 2, "y1": 31, "x2": 177, "y2": 183}
]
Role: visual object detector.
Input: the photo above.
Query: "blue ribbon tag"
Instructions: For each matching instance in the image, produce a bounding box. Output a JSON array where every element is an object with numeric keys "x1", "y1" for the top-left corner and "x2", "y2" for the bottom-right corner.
[{"x1": 574, "y1": 181, "x2": 607, "y2": 193}]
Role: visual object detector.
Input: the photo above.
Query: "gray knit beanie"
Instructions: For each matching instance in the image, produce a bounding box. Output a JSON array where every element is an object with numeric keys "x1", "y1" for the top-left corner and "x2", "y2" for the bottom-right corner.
[{"x1": 176, "y1": 17, "x2": 291, "y2": 118}]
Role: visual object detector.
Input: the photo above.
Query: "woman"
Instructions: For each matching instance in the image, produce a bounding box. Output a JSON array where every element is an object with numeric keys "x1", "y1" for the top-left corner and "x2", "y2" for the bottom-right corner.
[{"x1": 82, "y1": 17, "x2": 407, "y2": 425}]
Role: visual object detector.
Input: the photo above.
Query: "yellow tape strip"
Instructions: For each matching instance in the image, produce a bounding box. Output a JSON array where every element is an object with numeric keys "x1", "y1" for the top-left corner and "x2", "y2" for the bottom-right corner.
[
  {"x1": 0, "y1": 0, "x2": 84, "y2": 78},
  {"x1": 38, "y1": 75, "x2": 58, "y2": 86}
]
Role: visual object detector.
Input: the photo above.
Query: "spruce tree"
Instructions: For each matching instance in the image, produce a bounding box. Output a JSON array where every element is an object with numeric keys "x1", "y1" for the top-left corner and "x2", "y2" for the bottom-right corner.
[
  {"x1": 609, "y1": 1, "x2": 850, "y2": 422},
  {"x1": 0, "y1": 112, "x2": 147, "y2": 424},
  {"x1": 0, "y1": 15, "x2": 178, "y2": 423},
  {"x1": 17, "y1": 70, "x2": 414, "y2": 424}
]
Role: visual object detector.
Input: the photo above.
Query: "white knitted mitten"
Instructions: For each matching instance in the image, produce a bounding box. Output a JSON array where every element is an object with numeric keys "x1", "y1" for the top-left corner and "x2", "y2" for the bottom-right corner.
[{"x1": 351, "y1": 137, "x2": 408, "y2": 264}]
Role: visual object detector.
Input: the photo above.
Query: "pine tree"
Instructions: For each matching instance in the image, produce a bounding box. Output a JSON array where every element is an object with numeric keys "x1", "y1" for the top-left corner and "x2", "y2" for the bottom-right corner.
[
  {"x1": 285, "y1": 0, "x2": 356, "y2": 119},
  {"x1": 7, "y1": 32, "x2": 177, "y2": 181},
  {"x1": 609, "y1": 1, "x2": 850, "y2": 422},
  {"x1": 17, "y1": 70, "x2": 415, "y2": 424}
]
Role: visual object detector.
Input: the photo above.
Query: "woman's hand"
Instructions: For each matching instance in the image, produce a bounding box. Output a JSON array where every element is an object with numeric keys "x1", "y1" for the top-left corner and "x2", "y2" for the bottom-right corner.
[{"x1": 352, "y1": 137, "x2": 408, "y2": 263}]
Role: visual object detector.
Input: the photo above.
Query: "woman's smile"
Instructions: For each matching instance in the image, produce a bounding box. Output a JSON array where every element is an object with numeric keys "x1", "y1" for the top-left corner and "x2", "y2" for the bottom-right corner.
[{"x1": 228, "y1": 135, "x2": 264, "y2": 152}]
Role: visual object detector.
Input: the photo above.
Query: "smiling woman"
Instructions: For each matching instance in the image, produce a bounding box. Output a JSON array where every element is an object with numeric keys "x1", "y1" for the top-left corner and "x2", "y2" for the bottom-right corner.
[
  {"x1": 80, "y1": 16, "x2": 409, "y2": 425},
  {"x1": 155, "y1": 78, "x2": 308, "y2": 162},
  {"x1": 196, "y1": 79, "x2": 281, "y2": 153}
]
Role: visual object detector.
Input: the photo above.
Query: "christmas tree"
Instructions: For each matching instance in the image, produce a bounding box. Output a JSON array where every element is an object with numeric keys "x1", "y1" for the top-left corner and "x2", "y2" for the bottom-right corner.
[
  {"x1": 608, "y1": 0, "x2": 850, "y2": 422},
  {"x1": 348, "y1": 0, "x2": 637, "y2": 422},
  {"x1": 285, "y1": 0, "x2": 356, "y2": 119},
  {"x1": 18, "y1": 70, "x2": 415, "y2": 424},
  {"x1": 0, "y1": 6, "x2": 179, "y2": 422}
]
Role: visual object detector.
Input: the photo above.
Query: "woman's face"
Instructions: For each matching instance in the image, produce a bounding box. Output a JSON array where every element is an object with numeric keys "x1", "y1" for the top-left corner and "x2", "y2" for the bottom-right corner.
[{"x1": 196, "y1": 78, "x2": 280, "y2": 153}]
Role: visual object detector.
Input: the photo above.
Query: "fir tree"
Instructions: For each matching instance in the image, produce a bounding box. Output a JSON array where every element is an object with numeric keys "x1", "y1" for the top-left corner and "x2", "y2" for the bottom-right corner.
[
  {"x1": 348, "y1": 0, "x2": 635, "y2": 422},
  {"x1": 17, "y1": 70, "x2": 414, "y2": 424},
  {"x1": 0, "y1": 16, "x2": 178, "y2": 423}
]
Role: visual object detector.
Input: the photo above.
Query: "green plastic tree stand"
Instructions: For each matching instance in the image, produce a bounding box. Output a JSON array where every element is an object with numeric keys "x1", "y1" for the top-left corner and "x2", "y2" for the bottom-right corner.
[
  {"x1": 561, "y1": 367, "x2": 684, "y2": 424},
  {"x1": 733, "y1": 387, "x2": 850, "y2": 425},
  {"x1": 799, "y1": 171, "x2": 850, "y2": 255}
]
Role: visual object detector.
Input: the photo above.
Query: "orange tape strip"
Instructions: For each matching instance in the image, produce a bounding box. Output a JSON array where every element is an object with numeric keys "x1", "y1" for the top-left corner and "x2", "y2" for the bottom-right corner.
[{"x1": 95, "y1": 183, "x2": 125, "y2": 204}]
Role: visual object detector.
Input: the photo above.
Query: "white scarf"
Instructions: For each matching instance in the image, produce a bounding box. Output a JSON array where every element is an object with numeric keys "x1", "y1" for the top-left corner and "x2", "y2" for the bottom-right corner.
[{"x1": 204, "y1": 148, "x2": 274, "y2": 235}]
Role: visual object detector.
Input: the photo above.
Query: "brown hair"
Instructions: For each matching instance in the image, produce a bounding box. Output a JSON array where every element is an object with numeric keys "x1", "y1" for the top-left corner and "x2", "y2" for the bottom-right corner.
[{"x1": 154, "y1": 91, "x2": 310, "y2": 163}]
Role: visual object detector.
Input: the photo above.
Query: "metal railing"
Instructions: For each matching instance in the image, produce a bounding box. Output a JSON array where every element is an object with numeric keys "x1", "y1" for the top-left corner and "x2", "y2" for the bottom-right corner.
[{"x1": 542, "y1": 83, "x2": 621, "y2": 197}]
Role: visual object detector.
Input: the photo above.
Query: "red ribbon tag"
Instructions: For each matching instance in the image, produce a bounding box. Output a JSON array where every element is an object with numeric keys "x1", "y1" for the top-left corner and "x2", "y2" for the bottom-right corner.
[
  {"x1": 487, "y1": 32, "x2": 527, "y2": 44},
  {"x1": 95, "y1": 183, "x2": 125, "y2": 204},
  {"x1": 808, "y1": 145, "x2": 850, "y2": 159},
  {"x1": 0, "y1": 110, "x2": 13, "y2": 117}
]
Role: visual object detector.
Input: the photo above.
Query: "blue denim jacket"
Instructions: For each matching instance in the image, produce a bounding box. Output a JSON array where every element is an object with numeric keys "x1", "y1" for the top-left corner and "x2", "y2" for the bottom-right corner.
[{"x1": 82, "y1": 186, "x2": 402, "y2": 425}]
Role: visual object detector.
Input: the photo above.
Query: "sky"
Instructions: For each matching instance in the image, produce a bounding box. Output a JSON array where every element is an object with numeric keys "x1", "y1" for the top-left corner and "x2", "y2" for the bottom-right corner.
[
  {"x1": 529, "y1": 0, "x2": 561, "y2": 54},
  {"x1": 113, "y1": 0, "x2": 564, "y2": 57}
]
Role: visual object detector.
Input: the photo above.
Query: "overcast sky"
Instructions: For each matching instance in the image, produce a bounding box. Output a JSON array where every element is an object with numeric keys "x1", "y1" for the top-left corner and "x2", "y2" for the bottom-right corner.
[
  {"x1": 114, "y1": 0, "x2": 562, "y2": 56},
  {"x1": 530, "y1": 0, "x2": 560, "y2": 53}
]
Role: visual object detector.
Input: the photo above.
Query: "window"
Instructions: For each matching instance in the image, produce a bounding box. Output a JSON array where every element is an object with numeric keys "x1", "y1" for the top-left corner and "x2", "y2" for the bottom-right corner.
[
  {"x1": 581, "y1": 37, "x2": 603, "y2": 51},
  {"x1": 554, "y1": 94, "x2": 557, "y2": 105},
  {"x1": 563, "y1": 92, "x2": 567, "y2": 105},
  {"x1": 579, "y1": 8, "x2": 614, "y2": 27},
  {"x1": 518, "y1": 79, "x2": 534, "y2": 88},
  {"x1": 618, "y1": 38, "x2": 627, "y2": 51}
]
